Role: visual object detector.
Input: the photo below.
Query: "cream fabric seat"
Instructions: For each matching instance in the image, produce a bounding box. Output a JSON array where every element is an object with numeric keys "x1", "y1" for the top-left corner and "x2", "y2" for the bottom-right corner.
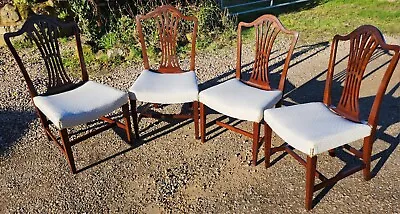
[
  {"x1": 263, "y1": 102, "x2": 372, "y2": 156},
  {"x1": 199, "y1": 79, "x2": 282, "y2": 122},
  {"x1": 33, "y1": 81, "x2": 128, "y2": 129},
  {"x1": 129, "y1": 70, "x2": 199, "y2": 104}
]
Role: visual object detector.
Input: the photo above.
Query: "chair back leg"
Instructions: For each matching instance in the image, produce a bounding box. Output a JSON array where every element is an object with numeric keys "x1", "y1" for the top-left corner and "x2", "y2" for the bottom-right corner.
[
  {"x1": 130, "y1": 100, "x2": 140, "y2": 139},
  {"x1": 305, "y1": 156, "x2": 317, "y2": 210},
  {"x1": 328, "y1": 149, "x2": 336, "y2": 157},
  {"x1": 36, "y1": 109, "x2": 52, "y2": 140},
  {"x1": 193, "y1": 101, "x2": 200, "y2": 139},
  {"x1": 59, "y1": 129, "x2": 76, "y2": 174},
  {"x1": 252, "y1": 122, "x2": 261, "y2": 166},
  {"x1": 200, "y1": 102, "x2": 206, "y2": 143},
  {"x1": 362, "y1": 136, "x2": 373, "y2": 181},
  {"x1": 122, "y1": 103, "x2": 132, "y2": 143},
  {"x1": 264, "y1": 123, "x2": 272, "y2": 168}
]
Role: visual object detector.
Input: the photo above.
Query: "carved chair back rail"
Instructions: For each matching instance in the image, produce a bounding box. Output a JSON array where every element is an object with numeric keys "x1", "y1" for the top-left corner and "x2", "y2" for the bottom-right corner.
[{"x1": 136, "y1": 5, "x2": 198, "y2": 73}]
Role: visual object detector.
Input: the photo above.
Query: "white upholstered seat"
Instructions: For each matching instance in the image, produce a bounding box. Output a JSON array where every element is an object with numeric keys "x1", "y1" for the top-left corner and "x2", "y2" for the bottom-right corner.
[
  {"x1": 263, "y1": 102, "x2": 372, "y2": 156},
  {"x1": 128, "y1": 70, "x2": 199, "y2": 104},
  {"x1": 33, "y1": 81, "x2": 128, "y2": 129},
  {"x1": 199, "y1": 79, "x2": 282, "y2": 122}
]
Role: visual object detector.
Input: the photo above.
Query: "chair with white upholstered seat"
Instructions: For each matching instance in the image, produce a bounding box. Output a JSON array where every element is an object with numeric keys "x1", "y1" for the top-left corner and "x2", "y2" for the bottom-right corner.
[
  {"x1": 263, "y1": 25, "x2": 400, "y2": 210},
  {"x1": 129, "y1": 5, "x2": 199, "y2": 139},
  {"x1": 199, "y1": 14, "x2": 298, "y2": 165},
  {"x1": 4, "y1": 15, "x2": 134, "y2": 174}
]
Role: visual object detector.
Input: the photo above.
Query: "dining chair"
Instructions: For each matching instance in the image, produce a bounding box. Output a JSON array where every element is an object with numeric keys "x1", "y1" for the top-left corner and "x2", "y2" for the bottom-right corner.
[
  {"x1": 129, "y1": 5, "x2": 199, "y2": 139},
  {"x1": 263, "y1": 25, "x2": 400, "y2": 210},
  {"x1": 4, "y1": 15, "x2": 134, "y2": 174},
  {"x1": 199, "y1": 14, "x2": 298, "y2": 165}
]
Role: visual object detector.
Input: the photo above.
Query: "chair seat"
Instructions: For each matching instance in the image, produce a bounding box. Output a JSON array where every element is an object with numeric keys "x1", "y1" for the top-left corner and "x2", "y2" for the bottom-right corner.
[
  {"x1": 128, "y1": 70, "x2": 199, "y2": 104},
  {"x1": 33, "y1": 81, "x2": 128, "y2": 129},
  {"x1": 199, "y1": 79, "x2": 282, "y2": 122},
  {"x1": 264, "y1": 102, "x2": 372, "y2": 156}
]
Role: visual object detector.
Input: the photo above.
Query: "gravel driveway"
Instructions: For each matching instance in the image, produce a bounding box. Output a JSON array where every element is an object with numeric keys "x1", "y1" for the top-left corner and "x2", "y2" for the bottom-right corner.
[{"x1": 0, "y1": 35, "x2": 399, "y2": 213}]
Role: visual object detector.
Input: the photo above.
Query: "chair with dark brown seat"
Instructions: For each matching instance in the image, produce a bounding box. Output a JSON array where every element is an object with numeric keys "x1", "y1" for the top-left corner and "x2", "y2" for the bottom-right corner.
[
  {"x1": 128, "y1": 5, "x2": 199, "y2": 139},
  {"x1": 4, "y1": 15, "x2": 135, "y2": 174},
  {"x1": 263, "y1": 25, "x2": 400, "y2": 210},
  {"x1": 198, "y1": 14, "x2": 298, "y2": 165}
]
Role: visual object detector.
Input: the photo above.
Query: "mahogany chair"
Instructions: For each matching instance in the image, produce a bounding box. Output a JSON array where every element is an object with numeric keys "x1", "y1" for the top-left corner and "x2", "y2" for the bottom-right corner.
[
  {"x1": 199, "y1": 15, "x2": 298, "y2": 165},
  {"x1": 263, "y1": 25, "x2": 400, "y2": 210},
  {"x1": 4, "y1": 15, "x2": 134, "y2": 174},
  {"x1": 129, "y1": 5, "x2": 199, "y2": 139}
]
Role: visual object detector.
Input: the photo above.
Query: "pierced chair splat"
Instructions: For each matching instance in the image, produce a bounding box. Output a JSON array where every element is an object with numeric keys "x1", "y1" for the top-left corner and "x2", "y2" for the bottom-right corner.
[
  {"x1": 263, "y1": 25, "x2": 400, "y2": 210},
  {"x1": 4, "y1": 15, "x2": 134, "y2": 174},
  {"x1": 129, "y1": 5, "x2": 200, "y2": 139},
  {"x1": 199, "y1": 14, "x2": 298, "y2": 165}
]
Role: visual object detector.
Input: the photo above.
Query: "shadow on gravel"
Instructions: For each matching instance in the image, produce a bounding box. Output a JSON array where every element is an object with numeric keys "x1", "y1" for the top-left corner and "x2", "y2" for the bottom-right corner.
[
  {"x1": 0, "y1": 109, "x2": 36, "y2": 156},
  {"x1": 282, "y1": 48, "x2": 399, "y2": 208}
]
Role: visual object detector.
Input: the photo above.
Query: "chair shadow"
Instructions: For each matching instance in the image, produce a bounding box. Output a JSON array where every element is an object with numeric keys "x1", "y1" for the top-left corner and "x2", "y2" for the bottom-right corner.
[
  {"x1": 76, "y1": 100, "x2": 202, "y2": 173},
  {"x1": 0, "y1": 109, "x2": 36, "y2": 156}
]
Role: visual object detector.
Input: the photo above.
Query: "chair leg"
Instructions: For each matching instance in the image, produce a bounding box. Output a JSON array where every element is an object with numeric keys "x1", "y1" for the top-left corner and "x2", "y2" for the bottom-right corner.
[
  {"x1": 122, "y1": 103, "x2": 132, "y2": 143},
  {"x1": 363, "y1": 136, "x2": 373, "y2": 181},
  {"x1": 130, "y1": 100, "x2": 140, "y2": 139},
  {"x1": 264, "y1": 122, "x2": 272, "y2": 168},
  {"x1": 200, "y1": 102, "x2": 206, "y2": 143},
  {"x1": 59, "y1": 129, "x2": 76, "y2": 174},
  {"x1": 193, "y1": 101, "x2": 200, "y2": 139},
  {"x1": 252, "y1": 122, "x2": 260, "y2": 166},
  {"x1": 36, "y1": 109, "x2": 51, "y2": 140},
  {"x1": 305, "y1": 155, "x2": 317, "y2": 210},
  {"x1": 328, "y1": 149, "x2": 336, "y2": 157}
]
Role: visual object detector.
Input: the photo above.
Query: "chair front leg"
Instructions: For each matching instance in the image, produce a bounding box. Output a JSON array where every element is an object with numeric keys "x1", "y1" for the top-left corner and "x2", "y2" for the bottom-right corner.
[
  {"x1": 130, "y1": 100, "x2": 140, "y2": 139},
  {"x1": 200, "y1": 102, "x2": 206, "y2": 143},
  {"x1": 193, "y1": 101, "x2": 200, "y2": 139},
  {"x1": 122, "y1": 103, "x2": 132, "y2": 143},
  {"x1": 59, "y1": 129, "x2": 76, "y2": 174},
  {"x1": 305, "y1": 155, "x2": 317, "y2": 210},
  {"x1": 36, "y1": 108, "x2": 51, "y2": 141},
  {"x1": 252, "y1": 122, "x2": 261, "y2": 166},
  {"x1": 328, "y1": 149, "x2": 336, "y2": 157},
  {"x1": 362, "y1": 135, "x2": 373, "y2": 181},
  {"x1": 264, "y1": 122, "x2": 272, "y2": 168}
]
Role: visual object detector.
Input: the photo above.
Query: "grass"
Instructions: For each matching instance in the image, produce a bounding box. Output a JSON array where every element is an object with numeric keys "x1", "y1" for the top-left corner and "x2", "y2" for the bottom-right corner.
[
  {"x1": 278, "y1": 0, "x2": 400, "y2": 42},
  {"x1": 228, "y1": 0, "x2": 399, "y2": 43}
]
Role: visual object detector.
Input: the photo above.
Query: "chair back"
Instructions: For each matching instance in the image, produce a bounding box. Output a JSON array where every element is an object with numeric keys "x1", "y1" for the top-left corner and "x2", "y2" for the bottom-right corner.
[
  {"x1": 236, "y1": 14, "x2": 298, "y2": 91},
  {"x1": 136, "y1": 5, "x2": 198, "y2": 73},
  {"x1": 4, "y1": 15, "x2": 88, "y2": 97},
  {"x1": 323, "y1": 25, "x2": 400, "y2": 127}
]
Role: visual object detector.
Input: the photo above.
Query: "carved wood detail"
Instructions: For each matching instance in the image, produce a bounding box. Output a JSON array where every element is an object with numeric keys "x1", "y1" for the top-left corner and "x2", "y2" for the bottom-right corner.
[
  {"x1": 251, "y1": 19, "x2": 281, "y2": 89},
  {"x1": 3, "y1": 15, "x2": 87, "y2": 97},
  {"x1": 336, "y1": 31, "x2": 379, "y2": 121},
  {"x1": 324, "y1": 25, "x2": 400, "y2": 123},
  {"x1": 136, "y1": 5, "x2": 198, "y2": 73},
  {"x1": 236, "y1": 15, "x2": 298, "y2": 91}
]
